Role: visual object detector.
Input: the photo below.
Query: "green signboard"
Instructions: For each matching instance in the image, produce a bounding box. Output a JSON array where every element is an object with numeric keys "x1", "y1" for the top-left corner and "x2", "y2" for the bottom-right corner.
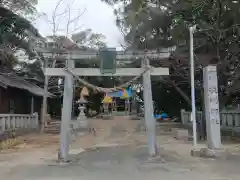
[{"x1": 99, "y1": 48, "x2": 116, "y2": 74}]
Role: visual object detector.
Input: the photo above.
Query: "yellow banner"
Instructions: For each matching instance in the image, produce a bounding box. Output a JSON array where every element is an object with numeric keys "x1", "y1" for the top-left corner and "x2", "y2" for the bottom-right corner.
[{"x1": 103, "y1": 95, "x2": 113, "y2": 103}]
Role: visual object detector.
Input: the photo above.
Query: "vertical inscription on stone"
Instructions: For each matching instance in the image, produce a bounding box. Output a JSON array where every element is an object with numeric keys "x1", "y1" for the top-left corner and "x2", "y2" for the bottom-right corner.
[
  {"x1": 207, "y1": 70, "x2": 220, "y2": 125},
  {"x1": 203, "y1": 65, "x2": 221, "y2": 149}
]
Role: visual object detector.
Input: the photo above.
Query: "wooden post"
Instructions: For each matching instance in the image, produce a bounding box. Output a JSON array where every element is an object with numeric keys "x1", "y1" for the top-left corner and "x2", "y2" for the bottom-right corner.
[{"x1": 31, "y1": 96, "x2": 34, "y2": 114}]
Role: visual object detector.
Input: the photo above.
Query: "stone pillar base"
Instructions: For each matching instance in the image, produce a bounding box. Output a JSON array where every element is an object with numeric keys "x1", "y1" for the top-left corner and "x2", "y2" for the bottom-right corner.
[
  {"x1": 57, "y1": 150, "x2": 72, "y2": 164},
  {"x1": 191, "y1": 148, "x2": 229, "y2": 159},
  {"x1": 172, "y1": 128, "x2": 190, "y2": 141}
]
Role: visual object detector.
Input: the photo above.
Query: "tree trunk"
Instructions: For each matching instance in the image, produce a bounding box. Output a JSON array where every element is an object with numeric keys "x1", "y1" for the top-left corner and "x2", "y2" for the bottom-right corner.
[{"x1": 169, "y1": 80, "x2": 192, "y2": 106}]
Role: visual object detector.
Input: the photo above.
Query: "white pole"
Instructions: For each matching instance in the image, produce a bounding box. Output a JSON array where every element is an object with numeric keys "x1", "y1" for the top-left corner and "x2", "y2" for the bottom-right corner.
[{"x1": 189, "y1": 26, "x2": 197, "y2": 148}]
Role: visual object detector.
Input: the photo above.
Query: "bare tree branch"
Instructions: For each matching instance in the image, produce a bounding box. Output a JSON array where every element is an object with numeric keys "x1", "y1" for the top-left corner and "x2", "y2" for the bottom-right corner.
[{"x1": 40, "y1": 0, "x2": 86, "y2": 38}]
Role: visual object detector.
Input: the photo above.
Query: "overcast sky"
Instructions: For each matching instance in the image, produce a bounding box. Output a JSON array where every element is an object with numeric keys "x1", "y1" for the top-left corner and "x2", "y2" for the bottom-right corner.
[{"x1": 34, "y1": 0, "x2": 124, "y2": 48}]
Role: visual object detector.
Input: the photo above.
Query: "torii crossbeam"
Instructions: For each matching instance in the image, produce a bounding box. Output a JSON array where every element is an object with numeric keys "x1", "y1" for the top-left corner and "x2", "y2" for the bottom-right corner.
[{"x1": 45, "y1": 67, "x2": 169, "y2": 76}]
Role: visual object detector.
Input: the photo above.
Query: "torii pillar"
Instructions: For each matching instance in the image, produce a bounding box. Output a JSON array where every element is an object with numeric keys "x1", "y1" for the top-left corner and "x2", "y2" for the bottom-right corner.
[
  {"x1": 142, "y1": 56, "x2": 158, "y2": 156},
  {"x1": 59, "y1": 58, "x2": 74, "y2": 162}
]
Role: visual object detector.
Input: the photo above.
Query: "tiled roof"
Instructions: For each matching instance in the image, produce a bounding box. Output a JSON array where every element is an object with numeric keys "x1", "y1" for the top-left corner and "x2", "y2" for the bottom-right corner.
[{"x1": 0, "y1": 72, "x2": 53, "y2": 97}]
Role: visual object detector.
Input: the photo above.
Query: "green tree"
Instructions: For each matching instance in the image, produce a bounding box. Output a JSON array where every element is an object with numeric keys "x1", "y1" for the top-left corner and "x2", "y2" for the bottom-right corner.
[
  {"x1": 1, "y1": 0, "x2": 37, "y2": 18},
  {"x1": 102, "y1": 0, "x2": 240, "y2": 111},
  {"x1": 72, "y1": 29, "x2": 107, "y2": 49},
  {"x1": 0, "y1": 5, "x2": 42, "y2": 70}
]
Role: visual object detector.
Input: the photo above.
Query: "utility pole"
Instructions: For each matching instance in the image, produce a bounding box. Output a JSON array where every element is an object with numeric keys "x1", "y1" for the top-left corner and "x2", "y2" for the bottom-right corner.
[{"x1": 189, "y1": 25, "x2": 197, "y2": 148}]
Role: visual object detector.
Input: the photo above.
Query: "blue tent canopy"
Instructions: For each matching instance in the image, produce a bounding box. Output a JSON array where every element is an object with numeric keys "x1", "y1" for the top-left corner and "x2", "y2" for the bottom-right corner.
[
  {"x1": 107, "y1": 91, "x2": 122, "y2": 97},
  {"x1": 107, "y1": 88, "x2": 132, "y2": 98}
]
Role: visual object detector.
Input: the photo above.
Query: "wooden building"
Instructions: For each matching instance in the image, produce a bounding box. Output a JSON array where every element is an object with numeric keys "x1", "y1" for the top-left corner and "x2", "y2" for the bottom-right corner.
[{"x1": 0, "y1": 72, "x2": 52, "y2": 116}]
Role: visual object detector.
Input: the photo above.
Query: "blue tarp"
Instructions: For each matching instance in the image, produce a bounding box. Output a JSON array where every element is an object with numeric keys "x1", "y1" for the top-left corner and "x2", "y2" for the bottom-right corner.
[{"x1": 154, "y1": 113, "x2": 168, "y2": 119}]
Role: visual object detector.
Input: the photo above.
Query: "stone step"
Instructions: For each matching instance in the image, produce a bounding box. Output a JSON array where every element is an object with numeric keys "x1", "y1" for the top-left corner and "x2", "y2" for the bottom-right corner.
[
  {"x1": 44, "y1": 131, "x2": 60, "y2": 134},
  {"x1": 44, "y1": 122, "x2": 61, "y2": 134},
  {"x1": 46, "y1": 122, "x2": 61, "y2": 125},
  {"x1": 44, "y1": 127, "x2": 60, "y2": 134},
  {"x1": 44, "y1": 120, "x2": 89, "y2": 134},
  {"x1": 44, "y1": 126, "x2": 60, "y2": 130},
  {"x1": 44, "y1": 125, "x2": 59, "y2": 128},
  {"x1": 44, "y1": 128, "x2": 60, "y2": 131}
]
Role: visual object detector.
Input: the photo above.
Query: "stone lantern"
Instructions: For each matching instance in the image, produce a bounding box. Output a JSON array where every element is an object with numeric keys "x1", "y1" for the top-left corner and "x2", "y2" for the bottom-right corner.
[
  {"x1": 76, "y1": 87, "x2": 89, "y2": 121},
  {"x1": 76, "y1": 96, "x2": 87, "y2": 121}
]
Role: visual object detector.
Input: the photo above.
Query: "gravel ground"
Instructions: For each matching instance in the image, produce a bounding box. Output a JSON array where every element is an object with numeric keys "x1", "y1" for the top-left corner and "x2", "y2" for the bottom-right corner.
[{"x1": 0, "y1": 117, "x2": 240, "y2": 180}]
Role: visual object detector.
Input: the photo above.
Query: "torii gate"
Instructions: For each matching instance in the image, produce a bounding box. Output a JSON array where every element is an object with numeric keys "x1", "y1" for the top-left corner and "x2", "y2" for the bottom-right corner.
[{"x1": 40, "y1": 47, "x2": 172, "y2": 162}]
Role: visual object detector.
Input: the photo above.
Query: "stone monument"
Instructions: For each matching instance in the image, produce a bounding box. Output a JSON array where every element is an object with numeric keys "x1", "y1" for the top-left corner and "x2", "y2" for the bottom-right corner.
[
  {"x1": 192, "y1": 65, "x2": 226, "y2": 159},
  {"x1": 203, "y1": 65, "x2": 221, "y2": 149}
]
